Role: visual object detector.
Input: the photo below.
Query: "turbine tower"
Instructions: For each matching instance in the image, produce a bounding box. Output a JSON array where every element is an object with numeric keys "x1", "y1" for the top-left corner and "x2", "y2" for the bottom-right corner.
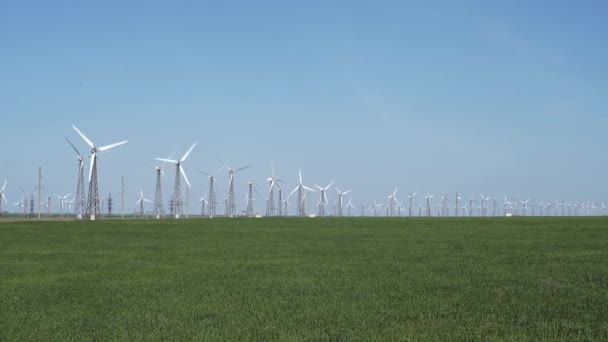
[
  {"x1": 455, "y1": 193, "x2": 460, "y2": 217},
  {"x1": 335, "y1": 188, "x2": 352, "y2": 217},
  {"x1": 65, "y1": 138, "x2": 86, "y2": 219},
  {"x1": 72, "y1": 125, "x2": 127, "y2": 220},
  {"x1": 277, "y1": 186, "x2": 283, "y2": 216},
  {"x1": 199, "y1": 166, "x2": 224, "y2": 218},
  {"x1": 245, "y1": 181, "x2": 260, "y2": 217},
  {"x1": 150, "y1": 155, "x2": 170, "y2": 219},
  {"x1": 289, "y1": 170, "x2": 315, "y2": 217},
  {"x1": 226, "y1": 165, "x2": 251, "y2": 217},
  {"x1": 156, "y1": 143, "x2": 196, "y2": 219},
  {"x1": 315, "y1": 181, "x2": 333, "y2": 217}
]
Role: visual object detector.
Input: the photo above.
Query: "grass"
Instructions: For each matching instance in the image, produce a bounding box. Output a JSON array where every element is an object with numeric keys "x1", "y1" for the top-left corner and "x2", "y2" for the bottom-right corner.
[{"x1": 0, "y1": 217, "x2": 607, "y2": 341}]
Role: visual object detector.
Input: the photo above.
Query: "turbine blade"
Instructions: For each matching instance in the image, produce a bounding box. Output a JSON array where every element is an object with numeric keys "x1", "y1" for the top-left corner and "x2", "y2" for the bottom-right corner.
[
  {"x1": 65, "y1": 137, "x2": 82, "y2": 156},
  {"x1": 1, "y1": 180, "x2": 6, "y2": 192},
  {"x1": 303, "y1": 186, "x2": 316, "y2": 192},
  {"x1": 214, "y1": 165, "x2": 225, "y2": 175},
  {"x1": 343, "y1": 190, "x2": 352, "y2": 195},
  {"x1": 236, "y1": 165, "x2": 252, "y2": 172},
  {"x1": 72, "y1": 125, "x2": 94, "y2": 148},
  {"x1": 98, "y1": 140, "x2": 128, "y2": 152},
  {"x1": 288, "y1": 186, "x2": 298, "y2": 199},
  {"x1": 156, "y1": 158, "x2": 178, "y2": 164},
  {"x1": 88, "y1": 153, "x2": 96, "y2": 183},
  {"x1": 298, "y1": 170, "x2": 302, "y2": 184},
  {"x1": 180, "y1": 166, "x2": 191, "y2": 188},
  {"x1": 180, "y1": 143, "x2": 197, "y2": 162}
]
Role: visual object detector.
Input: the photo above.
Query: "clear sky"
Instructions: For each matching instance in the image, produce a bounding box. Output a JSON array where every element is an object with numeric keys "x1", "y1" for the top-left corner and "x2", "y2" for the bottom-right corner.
[{"x1": 1, "y1": 1, "x2": 607, "y2": 213}]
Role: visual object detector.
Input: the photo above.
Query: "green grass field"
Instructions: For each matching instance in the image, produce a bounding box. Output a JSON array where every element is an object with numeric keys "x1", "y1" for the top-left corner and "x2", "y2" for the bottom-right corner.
[{"x1": 1, "y1": 217, "x2": 607, "y2": 341}]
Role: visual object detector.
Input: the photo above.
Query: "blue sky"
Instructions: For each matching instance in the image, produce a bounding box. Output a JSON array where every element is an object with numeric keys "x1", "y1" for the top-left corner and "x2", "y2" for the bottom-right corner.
[{"x1": 1, "y1": 1, "x2": 607, "y2": 213}]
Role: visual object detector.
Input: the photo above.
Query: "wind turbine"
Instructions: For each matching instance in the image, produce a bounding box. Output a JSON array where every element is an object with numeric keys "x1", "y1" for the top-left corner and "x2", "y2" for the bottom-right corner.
[
  {"x1": 468, "y1": 194, "x2": 475, "y2": 217},
  {"x1": 345, "y1": 197, "x2": 355, "y2": 217},
  {"x1": 199, "y1": 193, "x2": 208, "y2": 217},
  {"x1": 480, "y1": 194, "x2": 492, "y2": 216},
  {"x1": 156, "y1": 143, "x2": 196, "y2": 219},
  {"x1": 455, "y1": 193, "x2": 461, "y2": 217},
  {"x1": 425, "y1": 193, "x2": 435, "y2": 217},
  {"x1": 521, "y1": 199, "x2": 530, "y2": 216},
  {"x1": 315, "y1": 181, "x2": 333, "y2": 217},
  {"x1": 407, "y1": 192, "x2": 417, "y2": 217},
  {"x1": 288, "y1": 170, "x2": 315, "y2": 217},
  {"x1": 0, "y1": 181, "x2": 6, "y2": 215},
  {"x1": 440, "y1": 193, "x2": 450, "y2": 217},
  {"x1": 65, "y1": 138, "x2": 86, "y2": 219},
  {"x1": 199, "y1": 165, "x2": 224, "y2": 218},
  {"x1": 226, "y1": 165, "x2": 251, "y2": 217},
  {"x1": 387, "y1": 187, "x2": 399, "y2": 217},
  {"x1": 67, "y1": 199, "x2": 75, "y2": 214},
  {"x1": 136, "y1": 189, "x2": 152, "y2": 219},
  {"x1": 245, "y1": 180, "x2": 260, "y2": 217},
  {"x1": 72, "y1": 125, "x2": 128, "y2": 220},
  {"x1": 372, "y1": 201, "x2": 383, "y2": 217},
  {"x1": 335, "y1": 188, "x2": 352, "y2": 217},
  {"x1": 53, "y1": 193, "x2": 71, "y2": 216},
  {"x1": 265, "y1": 162, "x2": 283, "y2": 217}
]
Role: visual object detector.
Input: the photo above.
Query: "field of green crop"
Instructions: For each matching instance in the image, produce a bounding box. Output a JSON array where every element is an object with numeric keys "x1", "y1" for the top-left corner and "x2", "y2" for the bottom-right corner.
[{"x1": 1, "y1": 217, "x2": 607, "y2": 340}]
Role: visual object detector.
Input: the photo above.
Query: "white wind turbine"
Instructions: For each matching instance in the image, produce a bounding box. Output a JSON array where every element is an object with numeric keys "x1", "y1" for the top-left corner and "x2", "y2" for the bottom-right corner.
[
  {"x1": 345, "y1": 197, "x2": 355, "y2": 217},
  {"x1": 136, "y1": 189, "x2": 152, "y2": 218},
  {"x1": 54, "y1": 193, "x2": 72, "y2": 216},
  {"x1": 156, "y1": 143, "x2": 196, "y2": 219},
  {"x1": 72, "y1": 125, "x2": 128, "y2": 220},
  {"x1": 288, "y1": 170, "x2": 315, "y2": 217},
  {"x1": 67, "y1": 199, "x2": 75, "y2": 213},
  {"x1": 521, "y1": 199, "x2": 530, "y2": 216},
  {"x1": 425, "y1": 193, "x2": 435, "y2": 217},
  {"x1": 387, "y1": 187, "x2": 399, "y2": 217},
  {"x1": 479, "y1": 194, "x2": 491, "y2": 216},
  {"x1": 314, "y1": 181, "x2": 334, "y2": 217},
  {"x1": 226, "y1": 165, "x2": 251, "y2": 217},
  {"x1": 0, "y1": 180, "x2": 7, "y2": 215},
  {"x1": 440, "y1": 193, "x2": 450, "y2": 217},
  {"x1": 199, "y1": 193, "x2": 208, "y2": 217},
  {"x1": 199, "y1": 165, "x2": 224, "y2": 218},
  {"x1": 265, "y1": 162, "x2": 283, "y2": 217},
  {"x1": 372, "y1": 200, "x2": 383, "y2": 217},
  {"x1": 407, "y1": 192, "x2": 417, "y2": 217},
  {"x1": 335, "y1": 188, "x2": 352, "y2": 217},
  {"x1": 135, "y1": 189, "x2": 153, "y2": 218}
]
